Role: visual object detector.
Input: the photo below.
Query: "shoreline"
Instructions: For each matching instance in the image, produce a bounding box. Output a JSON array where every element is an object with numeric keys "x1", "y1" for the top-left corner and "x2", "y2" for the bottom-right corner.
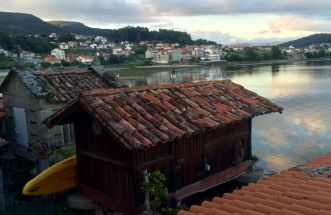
[{"x1": 109, "y1": 57, "x2": 331, "y2": 72}]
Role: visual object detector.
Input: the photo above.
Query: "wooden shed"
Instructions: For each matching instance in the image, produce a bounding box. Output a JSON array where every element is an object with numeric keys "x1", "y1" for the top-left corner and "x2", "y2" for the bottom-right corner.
[
  {"x1": 0, "y1": 67, "x2": 125, "y2": 162},
  {"x1": 46, "y1": 80, "x2": 282, "y2": 214}
]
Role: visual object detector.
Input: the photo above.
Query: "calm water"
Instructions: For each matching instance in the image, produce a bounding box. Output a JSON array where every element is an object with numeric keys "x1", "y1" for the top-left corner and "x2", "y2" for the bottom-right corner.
[{"x1": 120, "y1": 61, "x2": 331, "y2": 171}]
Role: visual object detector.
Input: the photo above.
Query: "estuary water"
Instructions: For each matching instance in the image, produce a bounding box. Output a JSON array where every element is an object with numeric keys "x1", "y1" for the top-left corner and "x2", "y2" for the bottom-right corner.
[{"x1": 120, "y1": 60, "x2": 331, "y2": 171}]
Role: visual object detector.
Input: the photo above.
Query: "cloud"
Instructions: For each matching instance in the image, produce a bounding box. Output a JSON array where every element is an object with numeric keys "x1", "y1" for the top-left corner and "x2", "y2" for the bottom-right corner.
[
  {"x1": 0, "y1": 0, "x2": 156, "y2": 24},
  {"x1": 140, "y1": 0, "x2": 331, "y2": 17},
  {"x1": 268, "y1": 16, "x2": 331, "y2": 33},
  {"x1": 190, "y1": 30, "x2": 240, "y2": 44}
]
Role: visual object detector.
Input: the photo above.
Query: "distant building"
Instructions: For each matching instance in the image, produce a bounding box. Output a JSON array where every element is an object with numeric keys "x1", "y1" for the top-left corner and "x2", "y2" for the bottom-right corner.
[
  {"x1": 77, "y1": 55, "x2": 94, "y2": 64},
  {"x1": 48, "y1": 33, "x2": 57, "y2": 38},
  {"x1": 90, "y1": 44, "x2": 98, "y2": 49},
  {"x1": 97, "y1": 44, "x2": 108, "y2": 50},
  {"x1": 43, "y1": 55, "x2": 61, "y2": 64},
  {"x1": 207, "y1": 54, "x2": 221, "y2": 62},
  {"x1": 59, "y1": 43, "x2": 69, "y2": 50},
  {"x1": 68, "y1": 41, "x2": 78, "y2": 48},
  {"x1": 145, "y1": 49, "x2": 158, "y2": 59},
  {"x1": 169, "y1": 50, "x2": 182, "y2": 62},
  {"x1": 0, "y1": 47, "x2": 9, "y2": 57},
  {"x1": 50, "y1": 48, "x2": 65, "y2": 60},
  {"x1": 154, "y1": 52, "x2": 169, "y2": 64},
  {"x1": 20, "y1": 51, "x2": 36, "y2": 62},
  {"x1": 112, "y1": 47, "x2": 123, "y2": 55}
]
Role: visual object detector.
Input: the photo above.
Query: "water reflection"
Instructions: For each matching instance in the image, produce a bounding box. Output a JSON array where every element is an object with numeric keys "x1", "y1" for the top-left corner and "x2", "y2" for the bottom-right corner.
[{"x1": 120, "y1": 61, "x2": 331, "y2": 171}]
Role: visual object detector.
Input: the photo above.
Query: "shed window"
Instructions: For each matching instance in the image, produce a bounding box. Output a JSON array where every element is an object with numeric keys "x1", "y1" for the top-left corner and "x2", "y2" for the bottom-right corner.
[{"x1": 62, "y1": 124, "x2": 75, "y2": 145}]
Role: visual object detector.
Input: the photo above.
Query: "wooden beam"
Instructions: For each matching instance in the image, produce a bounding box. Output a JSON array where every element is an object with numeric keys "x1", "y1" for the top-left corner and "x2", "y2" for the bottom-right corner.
[
  {"x1": 78, "y1": 150, "x2": 130, "y2": 169},
  {"x1": 169, "y1": 160, "x2": 252, "y2": 200}
]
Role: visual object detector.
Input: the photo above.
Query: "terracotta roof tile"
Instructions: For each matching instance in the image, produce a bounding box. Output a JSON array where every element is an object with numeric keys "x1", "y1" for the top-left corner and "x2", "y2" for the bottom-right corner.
[
  {"x1": 178, "y1": 152, "x2": 331, "y2": 215},
  {"x1": 47, "y1": 80, "x2": 282, "y2": 150},
  {"x1": 31, "y1": 69, "x2": 117, "y2": 103}
]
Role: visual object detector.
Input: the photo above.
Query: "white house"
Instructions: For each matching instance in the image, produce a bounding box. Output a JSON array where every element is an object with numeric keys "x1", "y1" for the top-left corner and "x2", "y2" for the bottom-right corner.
[
  {"x1": 169, "y1": 50, "x2": 182, "y2": 62},
  {"x1": 49, "y1": 33, "x2": 57, "y2": 38},
  {"x1": 207, "y1": 54, "x2": 221, "y2": 62},
  {"x1": 97, "y1": 44, "x2": 108, "y2": 49},
  {"x1": 20, "y1": 51, "x2": 36, "y2": 62},
  {"x1": 112, "y1": 47, "x2": 123, "y2": 55},
  {"x1": 90, "y1": 44, "x2": 98, "y2": 49},
  {"x1": 145, "y1": 49, "x2": 158, "y2": 59},
  {"x1": 0, "y1": 48, "x2": 9, "y2": 57},
  {"x1": 59, "y1": 43, "x2": 69, "y2": 50},
  {"x1": 51, "y1": 48, "x2": 65, "y2": 60}
]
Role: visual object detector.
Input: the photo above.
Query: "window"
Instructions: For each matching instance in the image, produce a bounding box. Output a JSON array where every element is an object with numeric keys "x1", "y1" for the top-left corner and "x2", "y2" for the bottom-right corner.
[{"x1": 62, "y1": 124, "x2": 75, "y2": 146}]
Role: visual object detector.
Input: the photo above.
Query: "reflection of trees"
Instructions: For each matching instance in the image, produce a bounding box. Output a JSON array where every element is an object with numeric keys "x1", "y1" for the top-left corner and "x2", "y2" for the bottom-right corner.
[{"x1": 271, "y1": 65, "x2": 280, "y2": 77}]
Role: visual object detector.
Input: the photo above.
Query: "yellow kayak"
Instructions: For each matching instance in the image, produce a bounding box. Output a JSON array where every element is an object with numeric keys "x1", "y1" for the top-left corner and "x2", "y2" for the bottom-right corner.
[{"x1": 22, "y1": 155, "x2": 77, "y2": 196}]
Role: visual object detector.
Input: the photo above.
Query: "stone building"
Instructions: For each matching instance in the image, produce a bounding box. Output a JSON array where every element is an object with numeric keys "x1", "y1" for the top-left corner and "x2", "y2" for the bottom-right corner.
[{"x1": 0, "y1": 67, "x2": 125, "y2": 166}]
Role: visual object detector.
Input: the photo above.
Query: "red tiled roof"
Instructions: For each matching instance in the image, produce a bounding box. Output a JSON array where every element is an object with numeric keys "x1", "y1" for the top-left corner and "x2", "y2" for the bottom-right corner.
[
  {"x1": 34, "y1": 69, "x2": 113, "y2": 103},
  {"x1": 178, "y1": 152, "x2": 331, "y2": 215},
  {"x1": 47, "y1": 80, "x2": 282, "y2": 150}
]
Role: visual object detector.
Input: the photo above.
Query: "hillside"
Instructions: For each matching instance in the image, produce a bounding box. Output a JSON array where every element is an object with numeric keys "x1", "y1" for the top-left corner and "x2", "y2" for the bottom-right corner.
[
  {"x1": 0, "y1": 11, "x2": 194, "y2": 44},
  {"x1": 280, "y1": 33, "x2": 331, "y2": 48},
  {"x1": 0, "y1": 11, "x2": 60, "y2": 34},
  {"x1": 47, "y1": 20, "x2": 109, "y2": 36}
]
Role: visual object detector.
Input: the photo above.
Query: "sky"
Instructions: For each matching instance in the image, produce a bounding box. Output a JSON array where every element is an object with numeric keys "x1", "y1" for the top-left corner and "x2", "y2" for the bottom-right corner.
[{"x1": 1, "y1": 0, "x2": 331, "y2": 45}]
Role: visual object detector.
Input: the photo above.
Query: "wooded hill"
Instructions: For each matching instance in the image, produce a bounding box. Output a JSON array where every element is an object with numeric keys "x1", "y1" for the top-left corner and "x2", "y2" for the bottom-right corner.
[
  {"x1": 280, "y1": 33, "x2": 331, "y2": 48},
  {"x1": 0, "y1": 11, "x2": 213, "y2": 44}
]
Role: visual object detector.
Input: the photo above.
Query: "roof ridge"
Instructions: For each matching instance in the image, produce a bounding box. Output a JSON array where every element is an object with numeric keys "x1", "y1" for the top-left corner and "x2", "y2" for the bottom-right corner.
[
  {"x1": 34, "y1": 70, "x2": 90, "y2": 76},
  {"x1": 81, "y1": 80, "x2": 233, "y2": 97}
]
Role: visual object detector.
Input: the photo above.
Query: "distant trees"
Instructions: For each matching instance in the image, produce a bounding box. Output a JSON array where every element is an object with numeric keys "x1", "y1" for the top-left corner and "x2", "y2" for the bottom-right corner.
[
  {"x1": 271, "y1": 46, "x2": 283, "y2": 59},
  {"x1": 0, "y1": 32, "x2": 57, "y2": 54},
  {"x1": 305, "y1": 49, "x2": 329, "y2": 58},
  {"x1": 226, "y1": 46, "x2": 286, "y2": 62},
  {"x1": 194, "y1": 39, "x2": 218, "y2": 45},
  {"x1": 107, "y1": 26, "x2": 192, "y2": 45}
]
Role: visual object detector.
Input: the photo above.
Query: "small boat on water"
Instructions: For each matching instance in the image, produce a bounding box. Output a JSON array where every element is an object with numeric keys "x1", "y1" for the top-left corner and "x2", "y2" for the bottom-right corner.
[{"x1": 22, "y1": 155, "x2": 77, "y2": 196}]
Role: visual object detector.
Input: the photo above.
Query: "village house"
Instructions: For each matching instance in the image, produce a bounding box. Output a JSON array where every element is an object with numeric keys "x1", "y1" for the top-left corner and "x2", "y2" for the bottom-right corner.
[
  {"x1": 65, "y1": 53, "x2": 79, "y2": 63},
  {"x1": 59, "y1": 43, "x2": 69, "y2": 50},
  {"x1": 50, "y1": 48, "x2": 65, "y2": 60},
  {"x1": 0, "y1": 47, "x2": 9, "y2": 57},
  {"x1": 154, "y1": 51, "x2": 170, "y2": 64},
  {"x1": 77, "y1": 55, "x2": 94, "y2": 64},
  {"x1": 0, "y1": 67, "x2": 125, "y2": 167},
  {"x1": 112, "y1": 47, "x2": 123, "y2": 55},
  {"x1": 169, "y1": 50, "x2": 182, "y2": 62},
  {"x1": 68, "y1": 41, "x2": 78, "y2": 48},
  {"x1": 145, "y1": 49, "x2": 158, "y2": 59},
  {"x1": 45, "y1": 80, "x2": 282, "y2": 214},
  {"x1": 48, "y1": 33, "x2": 57, "y2": 38},
  {"x1": 19, "y1": 51, "x2": 36, "y2": 62},
  {"x1": 43, "y1": 55, "x2": 61, "y2": 65}
]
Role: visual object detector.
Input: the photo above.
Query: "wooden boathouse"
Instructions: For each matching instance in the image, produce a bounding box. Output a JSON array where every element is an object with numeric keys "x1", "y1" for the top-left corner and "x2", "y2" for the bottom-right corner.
[{"x1": 45, "y1": 80, "x2": 282, "y2": 214}]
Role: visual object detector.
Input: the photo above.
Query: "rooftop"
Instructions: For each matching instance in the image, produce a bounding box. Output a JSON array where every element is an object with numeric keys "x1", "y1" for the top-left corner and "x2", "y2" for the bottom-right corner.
[
  {"x1": 46, "y1": 80, "x2": 282, "y2": 150},
  {"x1": 0, "y1": 67, "x2": 126, "y2": 103},
  {"x1": 178, "y1": 152, "x2": 331, "y2": 215}
]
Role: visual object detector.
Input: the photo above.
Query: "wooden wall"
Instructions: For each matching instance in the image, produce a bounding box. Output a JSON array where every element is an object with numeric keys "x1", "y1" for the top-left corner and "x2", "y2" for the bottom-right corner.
[{"x1": 73, "y1": 113, "x2": 252, "y2": 213}]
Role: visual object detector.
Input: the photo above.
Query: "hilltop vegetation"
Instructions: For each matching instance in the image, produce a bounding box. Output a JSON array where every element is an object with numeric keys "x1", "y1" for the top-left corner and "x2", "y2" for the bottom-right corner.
[
  {"x1": 0, "y1": 11, "x2": 207, "y2": 45},
  {"x1": 280, "y1": 34, "x2": 331, "y2": 48},
  {"x1": 0, "y1": 32, "x2": 57, "y2": 54},
  {"x1": 0, "y1": 12, "x2": 60, "y2": 35}
]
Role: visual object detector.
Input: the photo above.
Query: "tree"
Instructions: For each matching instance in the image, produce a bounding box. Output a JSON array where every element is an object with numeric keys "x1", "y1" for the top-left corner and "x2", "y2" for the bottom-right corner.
[
  {"x1": 271, "y1": 46, "x2": 282, "y2": 59},
  {"x1": 244, "y1": 47, "x2": 261, "y2": 61}
]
